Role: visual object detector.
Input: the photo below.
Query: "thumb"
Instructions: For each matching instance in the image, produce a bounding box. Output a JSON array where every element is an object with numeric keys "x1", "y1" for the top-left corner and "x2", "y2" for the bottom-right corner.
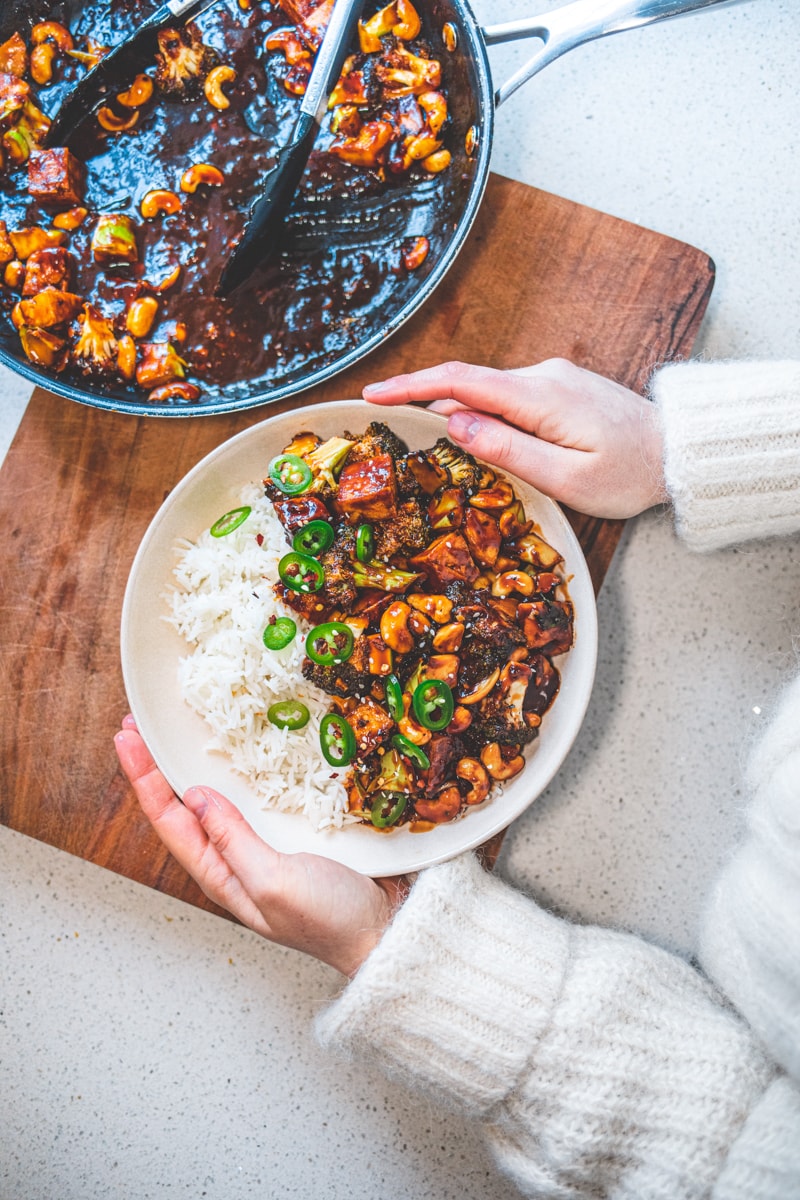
[{"x1": 446, "y1": 408, "x2": 573, "y2": 501}]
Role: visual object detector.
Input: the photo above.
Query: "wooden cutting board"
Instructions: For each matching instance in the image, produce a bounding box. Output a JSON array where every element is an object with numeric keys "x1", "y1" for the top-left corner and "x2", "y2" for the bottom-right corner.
[{"x1": 0, "y1": 174, "x2": 714, "y2": 916}]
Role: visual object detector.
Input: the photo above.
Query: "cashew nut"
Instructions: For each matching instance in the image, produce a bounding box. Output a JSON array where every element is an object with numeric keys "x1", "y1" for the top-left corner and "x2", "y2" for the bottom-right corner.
[
  {"x1": 31, "y1": 22, "x2": 73, "y2": 52},
  {"x1": 401, "y1": 235, "x2": 430, "y2": 272},
  {"x1": 418, "y1": 90, "x2": 447, "y2": 135},
  {"x1": 398, "y1": 693, "x2": 431, "y2": 747},
  {"x1": 125, "y1": 295, "x2": 159, "y2": 338},
  {"x1": 30, "y1": 43, "x2": 56, "y2": 85},
  {"x1": 422, "y1": 149, "x2": 451, "y2": 174},
  {"x1": 442, "y1": 22, "x2": 458, "y2": 52},
  {"x1": 448, "y1": 705, "x2": 473, "y2": 734},
  {"x1": 180, "y1": 162, "x2": 225, "y2": 193},
  {"x1": 140, "y1": 190, "x2": 181, "y2": 219},
  {"x1": 414, "y1": 784, "x2": 461, "y2": 825},
  {"x1": 52, "y1": 207, "x2": 89, "y2": 231},
  {"x1": 408, "y1": 593, "x2": 452, "y2": 624},
  {"x1": 432, "y1": 621, "x2": 464, "y2": 652},
  {"x1": 456, "y1": 758, "x2": 490, "y2": 805},
  {"x1": 380, "y1": 601, "x2": 415, "y2": 654},
  {"x1": 407, "y1": 610, "x2": 432, "y2": 639},
  {"x1": 150, "y1": 264, "x2": 182, "y2": 292},
  {"x1": 117, "y1": 334, "x2": 136, "y2": 381},
  {"x1": 4, "y1": 260, "x2": 25, "y2": 288},
  {"x1": 491, "y1": 570, "x2": 535, "y2": 599},
  {"x1": 204, "y1": 65, "x2": 236, "y2": 111},
  {"x1": 97, "y1": 106, "x2": 139, "y2": 133},
  {"x1": 117, "y1": 74, "x2": 154, "y2": 108},
  {"x1": 480, "y1": 743, "x2": 525, "y2": 781},
  {"x1": 394, "y1": 0, "x2": 422, "y2": 40}
]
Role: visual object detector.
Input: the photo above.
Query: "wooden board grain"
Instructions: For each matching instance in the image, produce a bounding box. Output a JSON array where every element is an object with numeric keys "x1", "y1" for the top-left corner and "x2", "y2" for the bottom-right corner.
[{"x1": 0, "y1": 174, "x2": 714, "y2": 912}]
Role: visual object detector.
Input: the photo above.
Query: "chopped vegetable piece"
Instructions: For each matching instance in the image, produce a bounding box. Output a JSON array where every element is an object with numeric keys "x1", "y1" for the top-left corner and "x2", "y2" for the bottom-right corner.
[
  {"x1": 305, "y1": 621, "x2": 354, "y2": 666},
  {"x1": 91, "y1": 213, "x2": 138, "y2": 264},
  {"x1": 320, "y1": 712, "x2": 356, "y2": 767},
  {"x1": 210, "y1": 505, "x2": 251, "y2": 536},
  {"x1": 268, "y1": 452, "x2": 313, "y2": 495},
  {"x1": 292, "y1": 519, "x2": 334, "y2": 556},
  {"x1": 369, "y1": 790, "x2": 407, "y2": 828},
  {"x1": 263, "y1": 616, "x2": 297, "y2": 650},
  {"x1": 391, "y1": 732, "x2": 430, "y2": 770},
  {"x1": 355, "y1": 523, "x2": 374, "y2": 562},
  {"x1": 412, "y1": 679, "x2": 454, "y2": 731},
  {"x1": 267, "y1": 700, "x2": 310, "y2": 730},
  {"x1": 278, "y1": 551, "x2": 324, "y2": 593},
  {"x1": 384, "y1": 673, "x2": 403, "y2": 722}
]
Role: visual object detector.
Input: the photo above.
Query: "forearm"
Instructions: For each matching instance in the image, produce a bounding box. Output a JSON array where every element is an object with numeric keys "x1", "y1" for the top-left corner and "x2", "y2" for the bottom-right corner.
[
  {"x1": 317, "y1": 854, "x2": 780, "y2": 1198},
  {"x1": 651, "y1": 359, "x2": 800, "y2": 552}
]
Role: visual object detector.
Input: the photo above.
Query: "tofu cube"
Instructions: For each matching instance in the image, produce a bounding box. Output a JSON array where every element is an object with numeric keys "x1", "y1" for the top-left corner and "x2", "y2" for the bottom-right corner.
[
  {"x1": 22, "y1": 246, "x2": 75, "y2": 296},
  {"x1": 27, "y1": 148, "x2": 86, "y2": 210},
  {"x1": 336, "y1": 454, "x2": 397, "y2": 521},
  {"x1": 410, "y1": 531, "x2": 480, "y2": 588}
]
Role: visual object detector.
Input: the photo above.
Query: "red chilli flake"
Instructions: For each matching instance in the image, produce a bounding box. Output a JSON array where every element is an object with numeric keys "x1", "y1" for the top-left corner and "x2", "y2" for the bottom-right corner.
[{"x1": 255, "y1": 533, "x2": 264, "y2": 546}]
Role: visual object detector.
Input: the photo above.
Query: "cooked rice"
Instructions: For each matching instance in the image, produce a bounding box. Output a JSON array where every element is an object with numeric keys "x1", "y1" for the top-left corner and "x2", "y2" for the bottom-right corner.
[{"x1": 165, "y1": 483, "x2": 353, "y2": 831}]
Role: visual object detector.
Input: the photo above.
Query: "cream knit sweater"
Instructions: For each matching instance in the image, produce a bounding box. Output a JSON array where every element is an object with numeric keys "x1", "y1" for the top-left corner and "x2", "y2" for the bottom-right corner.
[{"x1": 317, "y1": 360, "x2": 800, "y2": 1198}]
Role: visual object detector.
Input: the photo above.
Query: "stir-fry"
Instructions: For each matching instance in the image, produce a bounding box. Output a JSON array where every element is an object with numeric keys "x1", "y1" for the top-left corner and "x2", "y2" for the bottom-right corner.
[
  {"x1": 263, "y1": 422, "x2": 575, "y2": 829},
  {"x1": 0, "y1": 0, "x2": 453, "y2": 403}
]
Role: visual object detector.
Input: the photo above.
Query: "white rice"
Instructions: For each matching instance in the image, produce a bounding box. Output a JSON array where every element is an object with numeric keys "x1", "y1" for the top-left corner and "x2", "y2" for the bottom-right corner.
[{"x1": 164, "y1": 483, "x2": 354, "y2": 831}]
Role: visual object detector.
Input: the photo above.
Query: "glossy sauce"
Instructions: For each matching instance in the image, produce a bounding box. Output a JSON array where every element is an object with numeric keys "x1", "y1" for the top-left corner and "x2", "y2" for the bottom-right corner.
[{"x1": 0, "y1": 0, "x2": 472, "y2": 407}]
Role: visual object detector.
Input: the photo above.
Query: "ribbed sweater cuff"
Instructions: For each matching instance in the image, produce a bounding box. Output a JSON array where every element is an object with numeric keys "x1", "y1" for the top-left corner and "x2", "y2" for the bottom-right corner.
[
  {"x1": 651, "y1": 360, "x2": 800, "y2": 552},
  {"x1": 316, "y1": 853, "x2": 571, "y2": 1116}
]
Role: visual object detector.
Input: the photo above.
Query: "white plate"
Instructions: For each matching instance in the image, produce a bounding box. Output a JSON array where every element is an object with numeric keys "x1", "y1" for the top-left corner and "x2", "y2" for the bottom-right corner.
[{"x1": 121, "y1": 400, "x2": 597, "y2": 876}]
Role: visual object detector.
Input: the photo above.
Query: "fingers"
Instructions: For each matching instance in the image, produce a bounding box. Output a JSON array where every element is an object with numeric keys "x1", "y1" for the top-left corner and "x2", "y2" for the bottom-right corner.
[
  {"x1": 364, "y1": 361, "x2": 552, "y2": 432},
  {"x1": 114, "y1": 722, "x2": 270, "y2": 933},
  {"x1": 181, "y1": 785, "x2": 281, "y2": 910},
  {"x1": 445, "y1": 408, "x2": 578, "y2": 503}
]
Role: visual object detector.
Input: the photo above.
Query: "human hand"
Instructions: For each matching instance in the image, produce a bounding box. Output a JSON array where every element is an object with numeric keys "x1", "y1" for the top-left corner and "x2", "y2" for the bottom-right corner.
[
  {"x1": 363, "y1": 358, "x2": 668, "y2": 519},
  {"x1": 114, "y1": 716, "x2": 406, "y2": 977}
]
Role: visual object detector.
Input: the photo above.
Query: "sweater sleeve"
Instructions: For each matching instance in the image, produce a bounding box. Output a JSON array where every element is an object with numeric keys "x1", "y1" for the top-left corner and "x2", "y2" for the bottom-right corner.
[
  {"x1": 316, "y1": 853, "x2": 800, "y2": 1199},
  {"x1": 650, "y1": 359, "x2": 800, "y2": 552},
  {"x1": 698, "y1": 673, "x2": 800, "y2": 1083}
]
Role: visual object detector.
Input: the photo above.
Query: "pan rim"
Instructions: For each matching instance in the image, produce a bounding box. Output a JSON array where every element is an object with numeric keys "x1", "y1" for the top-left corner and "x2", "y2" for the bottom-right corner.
[{"x1": 0, "y1": 0, "x2": 497, "y2": 417}]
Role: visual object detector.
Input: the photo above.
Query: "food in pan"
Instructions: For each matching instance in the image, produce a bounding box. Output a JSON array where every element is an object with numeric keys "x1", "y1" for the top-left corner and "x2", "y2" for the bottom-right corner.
[
  {"x1": 0, "y1": 0, "x2": 453, "y2": 405},
  {"x1": 167, "y1": 423, "x2": 575, "y2": 832}
]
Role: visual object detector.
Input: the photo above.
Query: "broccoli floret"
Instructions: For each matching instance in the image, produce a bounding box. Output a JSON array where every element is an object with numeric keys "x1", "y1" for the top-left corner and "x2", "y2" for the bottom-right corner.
[
  {"x1": 155, "y1": 23, "x2": 219, "y2": 100},
  {"x1": 301, "y1": 657, "x2": 372, "y2": 699},
  {"x1": 70, "y1": 303, "x2": 118, "y2": 375},
  {"x1": 427, "y1": 437, "x2": 486, "y2": 495},
  {"x1": 305, "y1": 436, "x2": 355, "y2": 495},
  {"x1": 344, "y1": 421, "x2": 409, "y2": 465}
]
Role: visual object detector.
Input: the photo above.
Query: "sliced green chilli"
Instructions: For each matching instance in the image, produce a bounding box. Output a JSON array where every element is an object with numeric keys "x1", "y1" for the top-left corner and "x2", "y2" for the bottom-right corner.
[
  {"x1": 263, "y1": 616, "x2": 297, "y2": 651},
  {"x1": 278, "y1": 551, "x2": 325, "y2": 593},
  {"x1": 370, "y1": 790, "x2": 407, "y2": 828},
  {"x1": 319, "y1": 712, "x2": 356, "y2": 767},
  {"x1": 268, "y1": 453, "x2": 313, "y2": 496},
  {"x1": 210, "y1": 505, "x2": 251, "y2": 537},
  {"x1": 384, "y1": 673, "x2": 403, "y2": 722},
  {"x1": 292, "y1": 519, "x2": 334, "y2": 557},
  {"x1": 412, "y1": 679, "x2": 454, "y2": 731},
  {"x1": 305, "y1": 622, "x2": 354, "y2": 666},
  {"x1": 355, "y1": 523, "x2": 374, "y2": 562},
  {"x1": 391, "y1": 733, "x2": 430, "y2": 771},
  {"x1": 267, "y1": 700, "x2": 310, "y2": 730}
]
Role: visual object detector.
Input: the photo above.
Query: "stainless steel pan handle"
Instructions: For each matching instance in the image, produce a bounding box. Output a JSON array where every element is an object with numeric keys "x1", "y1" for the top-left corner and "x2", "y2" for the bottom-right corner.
[{"x1": 483, "y1": 0, "x2": 748, "y2": 108}]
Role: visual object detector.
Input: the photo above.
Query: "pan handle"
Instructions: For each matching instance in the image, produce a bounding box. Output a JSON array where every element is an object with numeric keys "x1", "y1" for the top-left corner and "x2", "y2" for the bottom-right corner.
[{"x1": 483, "y1": 0, "x2": 748, "y2": 108}]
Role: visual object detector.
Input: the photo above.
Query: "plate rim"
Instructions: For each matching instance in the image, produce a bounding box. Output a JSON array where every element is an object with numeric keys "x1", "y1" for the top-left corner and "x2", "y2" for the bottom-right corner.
[{"x1": 120, "y1": 399, "x2": 598, "y2": 875}]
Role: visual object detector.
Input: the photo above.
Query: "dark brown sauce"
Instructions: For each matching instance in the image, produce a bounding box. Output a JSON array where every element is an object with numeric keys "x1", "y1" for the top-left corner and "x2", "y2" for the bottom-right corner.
[{"x1": 0, "y1": 0, "x2": 478, "y2": 408}]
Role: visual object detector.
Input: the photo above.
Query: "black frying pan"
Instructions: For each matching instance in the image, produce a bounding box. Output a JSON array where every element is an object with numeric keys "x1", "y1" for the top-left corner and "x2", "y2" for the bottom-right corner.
[{"x1": 0, "y1": 0, "x2": 736, "y2": 417}]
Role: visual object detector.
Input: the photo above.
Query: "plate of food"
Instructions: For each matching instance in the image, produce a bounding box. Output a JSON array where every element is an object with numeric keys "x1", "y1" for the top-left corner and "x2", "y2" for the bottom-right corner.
[{"x1": 121, "y1": 399, "x2": 597, "y2": 875}]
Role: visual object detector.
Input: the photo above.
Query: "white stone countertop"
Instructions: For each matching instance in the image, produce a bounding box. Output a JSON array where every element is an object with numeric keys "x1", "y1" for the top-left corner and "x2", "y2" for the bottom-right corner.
[{"x1": 2, "y1": 2, "x2": 798, "y2": 1197}]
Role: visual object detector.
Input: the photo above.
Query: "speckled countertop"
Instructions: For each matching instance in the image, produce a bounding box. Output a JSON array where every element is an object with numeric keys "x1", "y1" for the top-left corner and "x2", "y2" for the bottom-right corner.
[{"x1": 2, "y1": 2, "x2": 799, "y2": 1197}]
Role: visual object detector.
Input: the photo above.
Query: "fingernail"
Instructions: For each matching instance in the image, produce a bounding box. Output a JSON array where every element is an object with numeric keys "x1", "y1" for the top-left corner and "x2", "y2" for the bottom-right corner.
[
  {"x1": 448, "y1": 410, "x2": 482, "y2": 444},
  {"x1": 183, "y1": 787, "x2": 208, "y2": 818},
  {"x1": 114, "y1": 731, "x2": 126, "y2": 745},
  {"x1": 363, "y1": 379, "x2": 393, "y2": 396}
]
